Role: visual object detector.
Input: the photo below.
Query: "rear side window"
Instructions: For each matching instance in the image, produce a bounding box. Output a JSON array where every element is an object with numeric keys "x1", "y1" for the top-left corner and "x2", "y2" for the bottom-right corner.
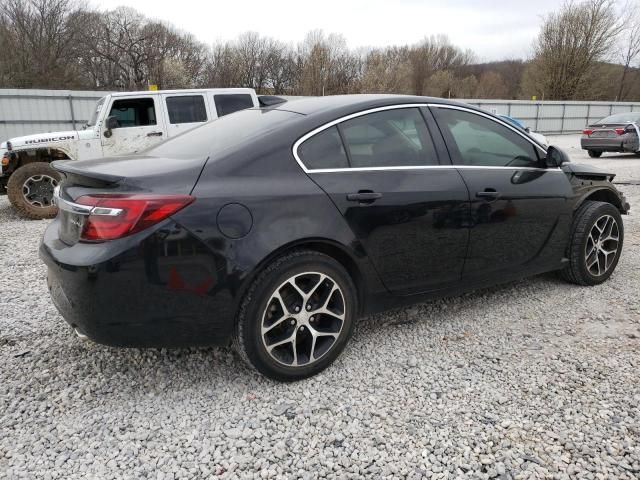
[
  {"x1": 214, "y1": 94, "x2": 254, "y2": 117},
  {"x1": 433, "y1": 108, "x2": 540, "y2": 167},
  {"x1": 108, "y1": 98, "x2": 156, "y2": 127},
  {"x1": 297, "y1": 126, "x2": 349, "y2": 170},
  {"x1": 339, "y1": 108, "x2": 438, "y2": 168},
  {"x1": 166, "y1": 95, "x2": 207, "y2": 124}
]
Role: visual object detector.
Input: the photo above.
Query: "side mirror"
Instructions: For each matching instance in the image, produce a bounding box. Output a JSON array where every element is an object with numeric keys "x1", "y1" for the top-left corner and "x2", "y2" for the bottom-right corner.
[
  {"x1": 525, "y1": 127, "x2": 531, "y2": 133},
  {"x1": 545, "y1": 145, "x2": 570, "y2": 168},
  {"x1": 103, "y1": 116, "x2": 119, "y2": 138}
]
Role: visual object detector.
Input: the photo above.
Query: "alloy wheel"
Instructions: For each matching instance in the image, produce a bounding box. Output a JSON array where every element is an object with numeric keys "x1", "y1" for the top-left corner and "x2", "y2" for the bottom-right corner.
[
  {"x1": 22, "y1": 175, "x2": 58, "y2": 208},
  {"x1": 261, "y1": 272, "x2": 346, "y2": 367},
  {"x1": 585, "y1": 214, "x2": 620, "y2": 277}
]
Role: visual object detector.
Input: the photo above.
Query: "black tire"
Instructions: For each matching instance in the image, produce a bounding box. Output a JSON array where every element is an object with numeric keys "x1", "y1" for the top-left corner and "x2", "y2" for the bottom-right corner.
[
  {"x1": 559, "y1": 201, "x2": 624, "y2": 286},
  {"x1": 588, "y1": 150, "x2": 602, "y2": 158},
  {"x1": 234, "y1": 250, "x2": 357, "y2": 381},
  {"x1": 7, "y1": 162, "x2": 60, "y2": 219}
]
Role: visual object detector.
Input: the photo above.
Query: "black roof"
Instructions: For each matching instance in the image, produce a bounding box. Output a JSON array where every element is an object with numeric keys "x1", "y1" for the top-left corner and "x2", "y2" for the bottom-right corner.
[{"x1": 273, "y1": 94, "x2": 474, "y2": 117}]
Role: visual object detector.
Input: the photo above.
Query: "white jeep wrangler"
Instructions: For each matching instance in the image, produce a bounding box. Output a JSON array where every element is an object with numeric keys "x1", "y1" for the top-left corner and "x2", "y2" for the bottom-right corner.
[{"x1": 0, "y1": 88, "x2": 259, "y2": 219}]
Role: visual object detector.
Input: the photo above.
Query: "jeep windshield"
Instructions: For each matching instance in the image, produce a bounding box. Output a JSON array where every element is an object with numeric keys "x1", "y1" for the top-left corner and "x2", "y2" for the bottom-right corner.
[{"x1": 87, "y1": 97, "x2": 106, "y2": 127}]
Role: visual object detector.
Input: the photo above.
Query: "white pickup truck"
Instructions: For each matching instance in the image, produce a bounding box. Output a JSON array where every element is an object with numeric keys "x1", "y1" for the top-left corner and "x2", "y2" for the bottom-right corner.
[{"x1": 0, "y1": 88, "x2": 260, "y2": 218}]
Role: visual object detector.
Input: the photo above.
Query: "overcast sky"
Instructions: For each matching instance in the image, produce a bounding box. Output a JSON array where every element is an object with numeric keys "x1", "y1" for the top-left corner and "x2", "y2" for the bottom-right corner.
[{"x1": 96, "y1": 0, "x2": 562, "y2": 61}]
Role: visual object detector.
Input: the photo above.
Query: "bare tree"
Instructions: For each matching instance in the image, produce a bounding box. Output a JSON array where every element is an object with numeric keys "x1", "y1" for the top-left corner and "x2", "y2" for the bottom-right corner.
[
  {"x1": 524, "y1": 0, "x2": 625, "y2": 100},
  {"x1": 616, "y1": 5, "x2": 640, "y2": 100},
  {"x1": 0, "y1": 0, "x2": 87, "y2": 88},
  {"x1": 407, "y1": 35, "x2": 473, "y2": 95},
  {"x1": 475, "y1": 71, "x2": 509, "y2": 99}
]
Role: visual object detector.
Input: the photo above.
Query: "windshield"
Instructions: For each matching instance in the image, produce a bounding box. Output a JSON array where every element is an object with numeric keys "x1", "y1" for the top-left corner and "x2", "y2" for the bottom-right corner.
[
  {"x1": 597, "y1": 112, "x2": 640, "y2": 124},
  {"x1": 87, "y1": 97, "x2": 106, "y2": 127},
  {"x1": 145, "y1": 108, "x2": 300, "y2": 159}
]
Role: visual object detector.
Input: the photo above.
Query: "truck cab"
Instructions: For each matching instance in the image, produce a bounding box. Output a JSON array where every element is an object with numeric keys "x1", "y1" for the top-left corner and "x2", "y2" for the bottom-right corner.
[{"x1": 1, "y1": 88, "x2": 259, "y2": 218}]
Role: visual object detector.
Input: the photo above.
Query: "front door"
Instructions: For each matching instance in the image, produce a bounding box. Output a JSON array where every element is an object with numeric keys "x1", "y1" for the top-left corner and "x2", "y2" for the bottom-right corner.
[
  {"x1": 101, "y1": 96, "x2": 165, "y2": 157},
  {"x1": 431, "y1": 106, "x2": 573, "y2": 277},
  {"x1": 297, "y1": 106, "x2": 470, "y2": 295}
]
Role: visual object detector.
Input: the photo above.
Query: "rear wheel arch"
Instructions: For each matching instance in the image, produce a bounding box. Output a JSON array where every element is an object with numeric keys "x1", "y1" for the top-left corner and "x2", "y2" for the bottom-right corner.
[{"x1": 240, "y1": 239, "x2": 366, "y2": 315}]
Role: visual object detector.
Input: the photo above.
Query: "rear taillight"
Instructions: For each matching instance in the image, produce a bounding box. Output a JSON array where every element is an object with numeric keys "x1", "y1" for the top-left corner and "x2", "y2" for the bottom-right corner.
[
  {"x1": 76, "y1": 194, "x2": 194, "y2": 241},
  {"x1": 614, "y1": 128, "x2": 626, "y2": 135},
  {"x1": 582, "y1": 129, "x2": 593, "y2": 136}
]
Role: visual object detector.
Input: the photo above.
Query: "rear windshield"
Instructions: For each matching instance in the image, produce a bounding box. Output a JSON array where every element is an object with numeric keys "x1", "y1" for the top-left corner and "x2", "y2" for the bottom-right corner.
[
  {"x1": 145, "y1": 108, "x2": 299, "y2": 159},
  {"x1": 597, "y1": 112, "x2": 640, "y2": 124}
]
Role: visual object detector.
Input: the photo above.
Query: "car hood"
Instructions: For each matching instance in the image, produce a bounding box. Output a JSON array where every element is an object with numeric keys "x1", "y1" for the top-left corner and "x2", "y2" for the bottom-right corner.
[{"x1": 2, "y1": 130, "x2": 81, "y2": 150}]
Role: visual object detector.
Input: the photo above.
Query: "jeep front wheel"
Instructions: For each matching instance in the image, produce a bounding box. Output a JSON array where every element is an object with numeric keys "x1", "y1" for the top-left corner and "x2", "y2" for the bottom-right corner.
[{"x1": 7, "y1": 162, "x2": 61, "y2": 219}]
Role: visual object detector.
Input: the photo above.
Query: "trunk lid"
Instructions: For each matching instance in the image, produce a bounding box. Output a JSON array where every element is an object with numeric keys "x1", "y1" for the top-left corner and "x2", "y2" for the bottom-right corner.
[{"x1": 52, "y1": 154, "x2": 208, "y2": 245}]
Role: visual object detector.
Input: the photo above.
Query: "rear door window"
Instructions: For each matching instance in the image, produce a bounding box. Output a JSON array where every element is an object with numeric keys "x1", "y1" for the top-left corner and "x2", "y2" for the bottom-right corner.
[
  {"x1": 214, "y1": 94, "x2": 254, "y2": 117},
  {"x1": 297, "y1": 126, "x2": 349, "y2": 170},
  {"x1": 166, "y1": 95, "x2": 207, "y2": 124},
  {"x1": 108, "y1": 98, "x2": 156, "y2": 127},
  {"x1": 339, "y1": 108, "x2": 438, "y2": 168}
]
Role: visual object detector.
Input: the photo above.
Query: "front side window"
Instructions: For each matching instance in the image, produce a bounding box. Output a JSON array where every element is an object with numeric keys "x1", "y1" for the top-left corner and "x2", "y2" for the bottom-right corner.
[
  {"x1": 434, "y1": 108, "x2": 540, "y2": 167},
  {"x1": 166, "y1": 95, "x2": 207, "y2": 124},
  {"x1": 214, "y1": 94, "x2": 254, "y2": 117},
  {"x1": 297, "y1": 126, "x2": 349, "y2": 170},
  {"x1": 339, "y1": 108, "x2": 438, "y2": 168},
  {"x1": 108, "y1": 98, "x2": 156, "y2": 128}
]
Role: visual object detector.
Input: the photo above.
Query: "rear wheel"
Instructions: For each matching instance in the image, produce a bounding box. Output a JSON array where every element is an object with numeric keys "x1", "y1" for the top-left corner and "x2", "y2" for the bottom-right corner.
[
  {"x1": 234, "y1": 250, "x2": 357, "y2": 381},
  {"x1": 7, "y1": 162, "x2": 60, "y2": 219},
  {"x1": 560, "y1": 201, "x2": 623, "y2": 286},
  {"x1": 588, "y1": 150, "x2": 602, "y2": 158}
]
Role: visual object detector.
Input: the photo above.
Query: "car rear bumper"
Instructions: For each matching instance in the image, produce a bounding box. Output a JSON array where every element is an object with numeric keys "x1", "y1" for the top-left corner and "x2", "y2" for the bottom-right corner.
[
  {"x1": 39, "y1": 218, "x2": 236, "y2": 348},
  {"x1": 581, "y1": 135, "x2": 638, "y2": 152}
]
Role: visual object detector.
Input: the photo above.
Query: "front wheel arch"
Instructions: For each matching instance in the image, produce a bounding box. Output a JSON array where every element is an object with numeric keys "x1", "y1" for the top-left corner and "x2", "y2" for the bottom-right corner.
[{"x1": 575, "y1": 188, "x2": 625, "y2": 214}]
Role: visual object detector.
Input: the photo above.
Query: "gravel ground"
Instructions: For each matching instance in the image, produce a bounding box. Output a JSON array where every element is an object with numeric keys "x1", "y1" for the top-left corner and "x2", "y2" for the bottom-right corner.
[{"x1": 1, "y1": 135, "x2": 639, "y2": 479}]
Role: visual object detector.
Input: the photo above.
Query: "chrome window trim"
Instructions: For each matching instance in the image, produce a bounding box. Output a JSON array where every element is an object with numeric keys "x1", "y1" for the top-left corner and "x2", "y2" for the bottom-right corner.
[
  {"x1": 292, "y1": 103, "x2": 550, "y2": 173},
  {"x1": 53, "y1": 186, "x2": 123, "y2": 217}
]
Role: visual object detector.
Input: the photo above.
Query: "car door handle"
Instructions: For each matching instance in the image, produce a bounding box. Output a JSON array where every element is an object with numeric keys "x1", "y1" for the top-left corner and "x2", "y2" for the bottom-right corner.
[
  {"x1": 476, "y1": 189, "x2": 501, "y2": 200},
  {"x1": 346, "y1": 191, "x2": 383, "y2": 204},
  {"x1": 147, "y1": 132, "x2": 163, "y2": 137}
]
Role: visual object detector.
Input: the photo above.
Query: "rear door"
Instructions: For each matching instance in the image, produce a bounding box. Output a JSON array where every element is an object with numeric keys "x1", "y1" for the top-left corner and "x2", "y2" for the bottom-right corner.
[
  {"x1": 297, "y1": 106, "x2": 470, "y2": 295},
  {"x1": 101, "y1": 96, "x2": 165, "y2": 156},
  {"x1": 430, "y1": 105, "x2": 572, "y2": 277},
  {"x1": 162, "y1": 93, "x2": 210, "y2": 138}
]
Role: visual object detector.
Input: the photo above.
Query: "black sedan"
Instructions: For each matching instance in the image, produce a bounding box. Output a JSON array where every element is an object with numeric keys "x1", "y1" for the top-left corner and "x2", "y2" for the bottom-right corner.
[
  {"x1": 41, "y1": 95, "x2": 630, "y2": 381},
  {"x1": 581, "y1": 112, "x2": 640, "y2": 158}
]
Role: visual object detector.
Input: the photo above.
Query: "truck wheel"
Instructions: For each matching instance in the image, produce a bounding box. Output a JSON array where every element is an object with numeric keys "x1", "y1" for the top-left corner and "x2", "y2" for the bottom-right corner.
[
  {"x1": 7, "y1": 162, "x2": 61, "y2": 219},
  {"x1": 587, "y1": 150, "x2": 602, "y2": 158}
]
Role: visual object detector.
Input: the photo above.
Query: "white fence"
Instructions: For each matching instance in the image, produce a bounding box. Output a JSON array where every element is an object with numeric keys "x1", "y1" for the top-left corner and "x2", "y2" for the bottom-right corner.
[
  {"x1": 2, "y1": 89, "x2": 640, "y2": 141},
  {"x1": 0, "y1": 89, "x2": 108, "y2": 141},
  {"x1": 463, "y1": 99, "x2": 640, "y2": 134}
]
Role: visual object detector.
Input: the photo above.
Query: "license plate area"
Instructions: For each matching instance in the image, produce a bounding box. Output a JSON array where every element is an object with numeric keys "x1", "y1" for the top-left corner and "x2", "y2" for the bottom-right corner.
[
  {"x1": 59, "y1": 210, "x2": 86, "y2": 245},
  {"x1": 591, "y1": 130, "x2": 616, "y2": 138}
]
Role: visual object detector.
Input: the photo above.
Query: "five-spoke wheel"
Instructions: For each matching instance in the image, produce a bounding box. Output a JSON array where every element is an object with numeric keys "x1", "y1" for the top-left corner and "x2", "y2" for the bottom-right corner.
[
  {"x1": 584, "y1": 214, "x2": 620, "y2": 277},
  {"x1": 560, "y1": 200, "x2": 624, "y2": 286},
  {"x1": 234, "y1": 250, "x2": 356, "y2": 381},
  {"x1": 261, "y1": 272, "x2": 346, "y2": 367}
]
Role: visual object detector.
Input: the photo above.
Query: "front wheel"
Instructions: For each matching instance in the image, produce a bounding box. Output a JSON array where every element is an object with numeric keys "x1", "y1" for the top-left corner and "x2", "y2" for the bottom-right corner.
[
  {"x1": 7, "y1": 162, "x2": 60, "y2": 219},
  {"x1": 588, "y1": 150, "x2": 603, "y2": 158},
  {"x1": 560, "y1": 201, "x2": 624, "y2": 286},
  {"x1": 234, "y1": 250, "x2": 357, "y2": 381}
]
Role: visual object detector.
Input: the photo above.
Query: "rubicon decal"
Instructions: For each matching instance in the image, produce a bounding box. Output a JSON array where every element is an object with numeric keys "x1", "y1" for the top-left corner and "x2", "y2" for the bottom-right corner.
[{"x1": 25, "y1": 135, "x2": 75, "y2": 145}]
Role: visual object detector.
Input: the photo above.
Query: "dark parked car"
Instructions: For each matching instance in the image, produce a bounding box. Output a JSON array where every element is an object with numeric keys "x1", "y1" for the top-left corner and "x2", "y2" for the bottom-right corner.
[
  {"x1": 41, "y1": 95, "x2": 630, "y2": 381},
  {"x1": 581, "y1": 112, "x2": 640, "y2": 158}
]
